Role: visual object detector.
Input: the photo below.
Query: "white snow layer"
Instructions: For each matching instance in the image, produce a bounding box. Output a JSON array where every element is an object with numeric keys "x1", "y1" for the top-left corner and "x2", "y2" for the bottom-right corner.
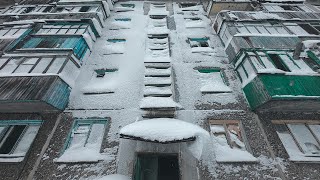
[
  {"x1": 120, "y1": 118, "x2": 209, "y2": 143},
  {"x1": 140, "y1": 97, "x2": 181, "y2": 108},
  {"x1": 95, "y1": 174, "x2": 131, "y2": 180}
]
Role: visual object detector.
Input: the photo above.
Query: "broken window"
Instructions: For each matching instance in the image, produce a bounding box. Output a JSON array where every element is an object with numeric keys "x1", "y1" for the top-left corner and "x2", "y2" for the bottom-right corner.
[
  {"x1": 274, "y1": 121, "x2": 320, "y2": 161},
  {"x1": 59, "y1": 119, "x2": 108, "y2": 162},
  {"x1": 209, "y1": 120, "x2": 256, "y2": 162},
  {"x1": 79, "y1": 6, "x2": 90, "y2": 12},
  {"x1": 0, "y1": 120, "x2": 41, "y2": 162},
  {"x1": 268, "y1": 54, "x2": 291, "y2": 72},
  {"x1": 298, "y1": 24, "x2": 320, "y2": 35},
  {"x1": 210, "y1": 120, "x2": 245, "y2": 150},
  {"x1": 188, "y1": 38, "x2": 209, "y2": 48}
]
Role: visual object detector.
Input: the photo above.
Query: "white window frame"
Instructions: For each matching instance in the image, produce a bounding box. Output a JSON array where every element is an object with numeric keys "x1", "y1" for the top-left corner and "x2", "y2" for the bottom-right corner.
[
  {"x1": 274, "y1": 120, "x2": 320, "y2": 162},
  {"x1": 56, "y1": 119, "x2": 108, "y2": 163},
  {"x1": 0, "y1": 120, "x2": 42, "y2": 162},
  {"x1": 209, "y1": 120, "x2": 257, "y2": 162}
]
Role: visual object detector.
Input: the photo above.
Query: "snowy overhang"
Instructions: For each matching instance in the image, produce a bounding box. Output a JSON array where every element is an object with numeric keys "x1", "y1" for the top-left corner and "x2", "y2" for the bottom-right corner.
[{"x1": 120, "y1": 119, "x2": 209, "y2": 144}]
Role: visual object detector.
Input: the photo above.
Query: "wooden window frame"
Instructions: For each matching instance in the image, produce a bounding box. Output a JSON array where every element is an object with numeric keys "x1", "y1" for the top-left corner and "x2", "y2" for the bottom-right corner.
[
  {"x1": 209, "y1": 120, "x2": 248, "y2": 150},
  {"x1": 0, "y1": 120, "x2": 42, "y2": 158},
  {"x1": 273, "y1": 120, "x2": 320, "y2": 157},
  {"x1": 62, "y1": 119, "x2": 108, "y2": 153}
]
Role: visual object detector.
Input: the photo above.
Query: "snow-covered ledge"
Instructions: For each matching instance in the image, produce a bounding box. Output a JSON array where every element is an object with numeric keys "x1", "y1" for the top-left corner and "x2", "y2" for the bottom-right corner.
[{"x1": 120, "y1": 119, "x2": 209, "y2": 144}]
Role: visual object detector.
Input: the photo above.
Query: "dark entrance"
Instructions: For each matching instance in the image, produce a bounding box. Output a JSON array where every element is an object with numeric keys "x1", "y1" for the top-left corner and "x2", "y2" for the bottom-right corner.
[{"x1": 134, "y1": 154, "x2": 180, "y2": 180}]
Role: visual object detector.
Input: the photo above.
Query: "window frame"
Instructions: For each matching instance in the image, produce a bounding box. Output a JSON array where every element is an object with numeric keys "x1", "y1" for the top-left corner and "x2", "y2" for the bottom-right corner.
[
  {"x1": 62, "y1": 119, "x2": 108, "y2": 156},
  {"x1": 209, "y1": 120, "x2": 250, "y2": 150},
  {"x1": 0, "y1": 120, "x2": 42, "y2": 162},
  {"x1": 273, "y1": 120, "x2": 320, "y2": 162},
  {"x1": 188, "y1": 37, "x2": 210, "y2": 48}
]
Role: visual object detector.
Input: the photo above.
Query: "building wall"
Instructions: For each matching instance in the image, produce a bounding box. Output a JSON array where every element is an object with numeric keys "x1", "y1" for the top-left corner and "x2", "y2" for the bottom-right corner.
[{"x1": 0, "y1": 113, "x2": 60, "y2": 180}]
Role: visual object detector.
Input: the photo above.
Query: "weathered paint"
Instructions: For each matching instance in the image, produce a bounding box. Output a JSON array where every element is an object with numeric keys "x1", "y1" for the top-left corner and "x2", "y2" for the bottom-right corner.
[
  {"x1": 18, "y1": 36, "x2": 89, "y2": 61},
  {"x1": 244, "y1": 74, "x2": 320, "y2": 110},
  {"x1": 0, "y1": 76, "x2": 70, "y2": 111}
]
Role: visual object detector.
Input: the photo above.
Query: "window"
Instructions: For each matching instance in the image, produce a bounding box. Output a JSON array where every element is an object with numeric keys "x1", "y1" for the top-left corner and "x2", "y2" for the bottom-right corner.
[
  {"x1": 298, "y1": 24, "x2": 320, "y2": 35},
  {"x1": 14, "y1": 57, "x2": 39, "y2": 73},
  {"x1": 105, "y1": 39, "x2": 126, "y2": 55},
  {"x1": 197, "y1": 68, "x2": 231, "y2": 93},
  {"x1": 120, "y1": 4, "x2": 135, "y2": 8},
  {"x1": 57, "y1": 119, "x2": 108, "y2": 163},
  {"x1": 115, "y1": 18, "x2": 131, "y2": 21},
  {"x1": 36, "y1": 24, "x2": 90, "y2": 35},
  {"x1": 210, "y1": 120, "x2": 256, "y2": 162},
  {"x1": 0, "y1": 120, "x2": 41, "y2": 162},
  {"x1": 79, "y1": 6, "x2": 90, "y2": 12},
  {"x1": 268, "y1": 54, "x2": 291, "y2": 72},
  {"x1": 95, "y1": 68, "x2": 118, "y2": 77},
  {"x1": 274, "y1": 121, "x2": 320, "y2": 162},
  {"x1": 188, "y1": 38, "x2": 209, "y2": 48}
]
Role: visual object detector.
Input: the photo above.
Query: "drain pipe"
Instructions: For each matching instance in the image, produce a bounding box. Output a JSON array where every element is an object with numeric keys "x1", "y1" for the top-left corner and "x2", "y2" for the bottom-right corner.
[
  {"x1": 27, "y1": 113, "x2": 63, "y2": 180},
  {"x1": 252, "y1": 113, "x2": 286, "y2": 180}
]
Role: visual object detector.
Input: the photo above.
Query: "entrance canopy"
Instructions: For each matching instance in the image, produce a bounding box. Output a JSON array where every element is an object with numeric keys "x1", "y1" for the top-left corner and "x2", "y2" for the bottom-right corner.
[{"x1": 120, "y1": 118, "x2": 208, "y2": 144}]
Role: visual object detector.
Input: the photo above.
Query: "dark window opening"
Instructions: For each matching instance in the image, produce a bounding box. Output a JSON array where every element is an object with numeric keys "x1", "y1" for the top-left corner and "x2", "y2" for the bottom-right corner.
[
  {"x1": 43, "y1": 6, "x2": 53, "y2": 13},
  {"x1": 299, "y1": 24, "x2": 320, "y2": 35},
  {"x1": 134, "y1": 154, "x2": 180, "y2": 180},
  {"x1": 0, "y1": 125, "x2": 26, "y2": 154},
  {"x1": 55, "y1": 7, "x2": 64, "y2": 12},
  {"x1": 180, "y1": 3, "x2": 197, "y2": 8},
  {"x1": 24, "y1": 7, "x2": 35, "y2": 14},
  {"x1": 268, "y1": 54, "x2": 290, "y2": 72},
  {"x1": 280, "y1": 5, "x2": 294, "y2": 11},
  {"x1": 150, "y1": 15, "x2": 166, "y2": 20},
  {"x1": 79, "y1": 6, "x2": 90, "y2": 12}
]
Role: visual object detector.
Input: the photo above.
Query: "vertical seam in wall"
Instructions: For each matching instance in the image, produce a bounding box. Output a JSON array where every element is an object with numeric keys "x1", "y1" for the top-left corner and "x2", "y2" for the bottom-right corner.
[
  {"x1": 26, "y1": 113, "x2": 63, "y2": 180},
  {"x1": 253, "y1": 113, "x2": 287, "y2": 180}
]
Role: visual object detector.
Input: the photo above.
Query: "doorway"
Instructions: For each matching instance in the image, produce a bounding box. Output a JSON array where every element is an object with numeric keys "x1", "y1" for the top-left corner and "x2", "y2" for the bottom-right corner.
[{"x1": 134, "y1": 154, "x2": 180, "y2": 180}]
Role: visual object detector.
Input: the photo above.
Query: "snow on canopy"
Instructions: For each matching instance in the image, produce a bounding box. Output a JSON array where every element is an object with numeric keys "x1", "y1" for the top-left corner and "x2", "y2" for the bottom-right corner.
[
  {"x1": 120, "y1": 118, "x2": 209, "y2": 143},
  {"x1": 95, "y1": 174, "x2": 131, "y2": 180}
]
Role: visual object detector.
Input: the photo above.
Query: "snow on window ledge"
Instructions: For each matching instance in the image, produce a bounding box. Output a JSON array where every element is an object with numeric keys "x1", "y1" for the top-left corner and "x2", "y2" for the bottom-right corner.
[
  {"x1": 55, "y1": 148, "x2": 113, "y2": 163},
  {"x1": 215, "y1": 145, "x2": 258, "y2": 163},
  {"x1": 95, "y1": 174, "x2": 131, "y2": 180},
  {"x1": 0, "y1": 154, "x2": 25, "y2": 163}
]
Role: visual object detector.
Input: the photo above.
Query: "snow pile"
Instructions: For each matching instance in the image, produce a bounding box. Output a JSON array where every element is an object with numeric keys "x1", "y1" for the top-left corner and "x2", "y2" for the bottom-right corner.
[
  {"x1": 148, "y1": 4, "x2": 169, "y2": 16},
  {"x1": 199, "y1": 71, "x2": 232, "y2": 93},
  {"x1": 210, "y1": 125, "x2": 257, "y2": 162},
  {"x1": 120, "y1": 118, "x2": 209, "y2": 143},
  {"x1": 145, "y1": 36, "x2": 170, "y2": 62},
  {"x1": 95, "y1": 174, "x2": 131, "y2": 180},
  {"x1": 140, "y1": 97, "x2": 181, "y2": 108},
  {"x1": 82, "y1": 72, "x2": 119, "y2": 94},
  {"x1": 104, "y1": 41, "x2": 126, "y2": 55},
  {"x1": 55, "y1": 147, "x2": 111, "y2": 163},
  {"x1": 109, "y1": 21, "x2": 131, "y2": 30},
  {"x1": 144, "y1": 86, "x2": 172, "y2": 95},
  {"x1": 185, "y1": 19, "x2": 205, "y2": 28}
]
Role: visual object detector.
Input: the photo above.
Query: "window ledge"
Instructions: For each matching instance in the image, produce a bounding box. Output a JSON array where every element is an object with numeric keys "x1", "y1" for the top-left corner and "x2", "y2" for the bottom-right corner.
[
  {"x1": 215, "y1": 146, "x2": 258, "y2": 163},
  {"x1": 54, "y1": 152, "x2": 113, "y2": 163},
  {"x1": 0, "y1": 156, "x2": 24, "y2": 163},
  {"x1": 289, "y1": 156, "x2": 320, "y2": 163}
]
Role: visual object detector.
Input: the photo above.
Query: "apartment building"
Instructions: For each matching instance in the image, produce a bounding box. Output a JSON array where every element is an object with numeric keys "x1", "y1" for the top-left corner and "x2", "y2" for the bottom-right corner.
[{"x1": 0, "y1": 0, "x2": 319, "y2": 180}]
